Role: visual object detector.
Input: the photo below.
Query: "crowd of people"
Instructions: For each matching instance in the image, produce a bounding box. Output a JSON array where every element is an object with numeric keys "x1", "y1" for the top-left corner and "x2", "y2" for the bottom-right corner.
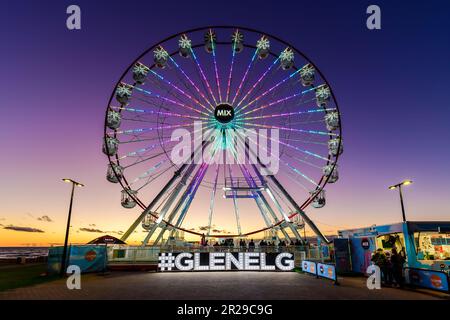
[
  {"x1": 371, "y1": 247, "x2": 406, "y2": 288},
  {"x1": 200, "y1": 234, "x2": 304, "y2": 251}
]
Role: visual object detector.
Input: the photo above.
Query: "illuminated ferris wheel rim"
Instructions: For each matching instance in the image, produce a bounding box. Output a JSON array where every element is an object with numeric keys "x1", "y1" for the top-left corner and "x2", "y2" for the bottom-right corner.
[{"x1": 103, "y1": 25, "x2": 343, "y2": 240}]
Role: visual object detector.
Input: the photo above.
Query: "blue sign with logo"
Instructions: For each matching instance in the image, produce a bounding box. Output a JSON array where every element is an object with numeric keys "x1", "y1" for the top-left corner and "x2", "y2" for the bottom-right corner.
[
  {"x1": 406, "y1": 268, "x2": 449, "y2": 293},
  {"x1": 47, "y1": 245, "x2": 107, "y2": 274},
  {"x1": 317, "y1": 263, "x2": 336, "y2": 281},
  {"x1": 301, "y1": 260, "x2": 317, "y2": 275}
]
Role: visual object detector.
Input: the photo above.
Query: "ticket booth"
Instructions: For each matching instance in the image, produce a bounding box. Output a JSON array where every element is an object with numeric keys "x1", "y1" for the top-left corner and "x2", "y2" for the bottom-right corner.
[{"x1": 338, "y1": 221, "x2": 450, "y2": 273}]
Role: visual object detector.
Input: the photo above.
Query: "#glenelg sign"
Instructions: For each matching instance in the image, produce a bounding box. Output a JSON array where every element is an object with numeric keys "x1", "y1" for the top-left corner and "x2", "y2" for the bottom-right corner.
[{"x1": 158, "y1": 252, "x2": 295, "y2": 272}]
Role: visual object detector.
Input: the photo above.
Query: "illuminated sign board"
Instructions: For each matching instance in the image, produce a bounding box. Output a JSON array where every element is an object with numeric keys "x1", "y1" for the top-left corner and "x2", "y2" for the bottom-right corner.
[
  {"x1": 301, "y1": 260, "x2": 316, "y2": 275},
  {"x1": 406, "y1": 268, "x2": 449, "y2": 293},
  {"x1": 317, "y1": 263, "x2": 336, "y2": 281},
  {"x1": 158, "y1": 252, "x2": 294, "y2": 272}
]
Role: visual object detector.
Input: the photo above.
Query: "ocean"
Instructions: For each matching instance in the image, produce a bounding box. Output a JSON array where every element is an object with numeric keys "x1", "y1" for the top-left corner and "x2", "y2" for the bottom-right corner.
[{"x1": 0, "y1": 247, "x2": 49, "y2": 260}]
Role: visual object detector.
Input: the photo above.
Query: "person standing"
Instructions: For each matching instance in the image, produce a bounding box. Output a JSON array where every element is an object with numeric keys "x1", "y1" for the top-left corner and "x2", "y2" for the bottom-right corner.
[
  {"x1": 391, "y1": 248, "x2": 406, "y2": 288},
  {"x1": 371, "y1": 249, "x2": 387, "y2": 285},
  {"x1": 249, "y1": 239, "x2": 255, "y2": 252}
]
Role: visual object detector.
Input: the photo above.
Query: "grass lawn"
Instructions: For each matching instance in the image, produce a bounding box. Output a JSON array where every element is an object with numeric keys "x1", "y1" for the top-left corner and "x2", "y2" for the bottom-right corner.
[{"x1": 0, "y1": 263, "x2": 59, "y2": 292}]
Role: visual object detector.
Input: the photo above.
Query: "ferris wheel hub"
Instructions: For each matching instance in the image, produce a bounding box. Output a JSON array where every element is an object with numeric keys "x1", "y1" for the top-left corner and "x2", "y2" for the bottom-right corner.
[{"x1": 214, "y1": 103, "x2": 235, "y2": 124}]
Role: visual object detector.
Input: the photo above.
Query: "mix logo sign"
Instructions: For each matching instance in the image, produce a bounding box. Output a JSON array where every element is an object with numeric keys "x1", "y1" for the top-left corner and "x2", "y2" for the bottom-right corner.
[{"x1": 158, "y1": 252, "x2": 295, "y2": 272}]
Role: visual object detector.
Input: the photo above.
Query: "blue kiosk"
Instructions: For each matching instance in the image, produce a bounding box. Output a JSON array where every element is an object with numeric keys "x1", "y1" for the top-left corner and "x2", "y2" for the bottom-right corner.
[{"x1": 337, "y1": 221, "x2": 450, "y2": 292}]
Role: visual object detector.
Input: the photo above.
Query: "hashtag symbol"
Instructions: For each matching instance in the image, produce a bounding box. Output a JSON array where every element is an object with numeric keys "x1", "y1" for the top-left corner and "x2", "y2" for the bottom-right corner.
[{"x1": 158, "y1": 253, "x2": 175, "y2": 271}]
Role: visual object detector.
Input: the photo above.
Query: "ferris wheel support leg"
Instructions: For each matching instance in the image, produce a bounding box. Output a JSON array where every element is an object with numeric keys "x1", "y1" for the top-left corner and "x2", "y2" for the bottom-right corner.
[
  {"x1": 232, "y1": 195, "x2": 242, "y2": 236},
  {"x1": 253, "y1": 195, "x2": 279, "y2": 240},
  {"x1": 247, "y1": 160, "x2": 304, "y2": 243},
  {"x1": 264, "y1": 185, "x2": 304, "y2": 242},
  {"x1": 120, "y1": 165, "x2": 188, "y2": 242},
  {"x1": 153, "y1": 189, "x2": 191, "y2": 246},
  {"x1": 122, "y1": 138, "x2": 212, "y2": 243},
  {"x1": 141, "y1": 163, "x2": 198, "y2": 246},
  {"x1": 239, "y1": 137, "x2": 330, "y2": 244},
  {"x1": 240, "y1": 137, "x2": 331, "y2": 244},
  {"x1": 267, "y1": 177, "x2": 330, "y2": 244},
  {"x1": 279, "y1": 225, "x2": 293, "y2": 243},
  {"x1": 157, "y1": 160, "x2": 214, "y2": 246},
  {"x1": 165, "y1": 163, "x2": 211, "y2": 244}
]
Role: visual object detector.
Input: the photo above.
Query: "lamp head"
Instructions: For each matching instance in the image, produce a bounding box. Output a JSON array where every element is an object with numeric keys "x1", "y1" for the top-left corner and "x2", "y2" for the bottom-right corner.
[{"x1": 402, "y1": 180, "x2": 413, "y2": 186}]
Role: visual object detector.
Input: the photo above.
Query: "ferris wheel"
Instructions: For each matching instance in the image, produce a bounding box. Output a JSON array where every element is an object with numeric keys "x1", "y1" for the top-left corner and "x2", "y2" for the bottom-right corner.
[{"x1": 103, "y1": 26, "x2": 343, "y2": 246}]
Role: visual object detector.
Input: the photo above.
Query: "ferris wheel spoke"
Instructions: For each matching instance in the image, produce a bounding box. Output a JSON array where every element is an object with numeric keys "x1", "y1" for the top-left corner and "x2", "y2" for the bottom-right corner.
[
  {"x1": 210, "y1": 40, "x2": 222, "y2": 103},
  {"x1": 233, "y1": 124, "x2": 329, "y2": 163},
  {"x1": 122, "y1": 151, "x2": 168, "y2": 169},
  {"x1": 239, "y1": 107, "x2": 336, "y2": 121},
  {"x1": 115, "y1": 122, "x2": 197, "y2": 135},
  {"x1": 237, "y1": 86, "x2": 320, "y2": 117},
  {"x1": 281, "y1": 168, "x2": 312, "y2": 192},
  {"x1": 119, "y1": 136, "x2": 167, "y2": 144},
  {"x1": 129, "y1": 158, "x2": 170, "y2": 185},
  {"x1": 135, "y1": 164, "x2": 176, "y2": 192},
  {"x1": 118, "y1": 143, "x2": 161, "y2": 160},
  {"x1": 232, "y1": 127, "x2": 328, "y2": 187},
  {"x1": 133, "y1": 86, "x2": 209, "y2": 116},
  {"x1": 281, "y1": 138, "x2": 327, "y2": 146},
  {"x1": 234, "y1": 57, "x2": 280, "y2": 109},
  {"x1": 225, "y1": 39, "x2": 238, "y2": 103},
  {"x1": 241, "y1": 122, "x2": 337, "y2": 137},
  {"x1": 237, "y1": 68, "x2": 309, "y2": 114},
  {"x1": 190, "y1": 47, "x2": 218, "y2": 106},
  {"x1": 112, "y1": 105, "x2": 209, "y2": 121},
  {"x1": 141, "y1": 75, "x2": 202, "y2": 113},
  {"x1": 283, "y1": 162, "x2": 320, "y2": 187},
  {"x1": 168, "y1": 55, "x2": 215, "y2": 110},
  {"x1": 284, "y1": 152, "x2": 324, "y2": 170},
  {"x1": 170, "y1": 65, "x2": 212, "y2": 113},
  {"x1": 230, "y1": 49, "x2": 258, "y2": 106},
  {"x1": 147, "y1": 67, "x2": 212, "y2": 114}
]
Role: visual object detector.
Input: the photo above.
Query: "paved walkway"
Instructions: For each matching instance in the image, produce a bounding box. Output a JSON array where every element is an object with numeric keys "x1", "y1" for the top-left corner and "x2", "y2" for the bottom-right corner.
[{"x1": 0, "y1": 272, "x2": 448, "y2": 300}]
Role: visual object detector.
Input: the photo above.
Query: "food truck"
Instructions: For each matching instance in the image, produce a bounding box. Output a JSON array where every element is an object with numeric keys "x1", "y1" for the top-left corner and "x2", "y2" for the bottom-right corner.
[{"x1": 337, "y1": 221, "x2": 450, "y2": 292}]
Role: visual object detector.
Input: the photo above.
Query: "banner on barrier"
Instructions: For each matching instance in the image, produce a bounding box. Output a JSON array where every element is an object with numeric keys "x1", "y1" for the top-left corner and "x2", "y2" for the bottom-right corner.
[
  {"x1": 405, "y1": 268, "x2": 449, "y2": 292},
  {"x1": 47, "y1": 245, "x2": 107, "y2": 274},
  {"x1": 301, "y1": 260, "x2": 316, "y2": 275},
  {"x1": 317, "y1": 263, "x2": 336, "y2": 281}
]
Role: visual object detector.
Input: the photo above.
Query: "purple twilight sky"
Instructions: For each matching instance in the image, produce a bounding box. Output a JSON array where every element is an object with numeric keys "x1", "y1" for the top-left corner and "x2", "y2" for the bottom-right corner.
[{"x1": 0, "y1": 0, "x2": 449, "y2": 245}]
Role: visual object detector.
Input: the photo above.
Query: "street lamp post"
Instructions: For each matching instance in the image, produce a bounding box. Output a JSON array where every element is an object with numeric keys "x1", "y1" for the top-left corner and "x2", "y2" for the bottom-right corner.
[
  {"x1": 61, "y1": 178, "x2": 84, "y2": 276},
  {"x1": 388, "y1": 180, "x2": 413, "y2": 222}
]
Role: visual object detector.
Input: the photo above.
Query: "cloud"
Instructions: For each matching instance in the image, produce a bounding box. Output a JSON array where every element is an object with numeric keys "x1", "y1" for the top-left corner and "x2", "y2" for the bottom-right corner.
[
  {"x1": 79, "y1": 228, "x2": 124, "y2": 235},
  {"x1": 190, "y1": 225, "x2": 230, "y2": 234},
  {"x1": 106, "y1": 230, "x2": 124, "y2": 235},
  {"x1": 37, "y1": 215, "x2": 53, "y2": 222},
  {"x1": 89, "y1": 224, "x2": 96, "y2": 227},
  {"x1": 79, "y1": 227, "x2": 104, "y2": 233},
  {"x1": 3, "y1": 225, "x2": 45, "y2": 233}
]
